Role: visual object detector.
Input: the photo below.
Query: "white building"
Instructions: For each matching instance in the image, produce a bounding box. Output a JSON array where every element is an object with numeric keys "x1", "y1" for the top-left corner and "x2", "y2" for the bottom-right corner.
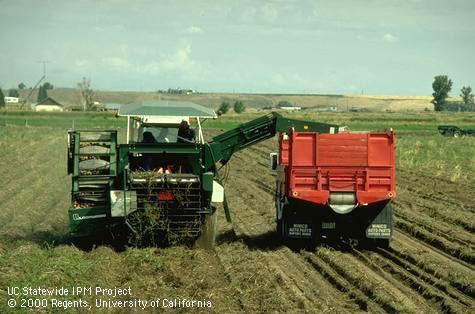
[
  {"x1": 35, "y1": 97, "x2": 64, "y2": 112},
  {"x1": 280, "y1": 106, "x2": 302, "y2": 111},
  {"x1": 4, "y1": 97, "x2": 19, "y2": 103}
]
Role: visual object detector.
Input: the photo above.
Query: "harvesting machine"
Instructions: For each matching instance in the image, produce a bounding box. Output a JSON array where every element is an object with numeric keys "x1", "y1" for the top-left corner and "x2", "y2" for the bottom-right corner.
[
  {"x1": 438, "y1": 125, "x2": 475, "y2": 137},
  {"x1": 67, "y1": 101, "x2": 339, "y2": 246},
  {"x1": 67, "y1": 101, "x2": 396, "y2": 247}
]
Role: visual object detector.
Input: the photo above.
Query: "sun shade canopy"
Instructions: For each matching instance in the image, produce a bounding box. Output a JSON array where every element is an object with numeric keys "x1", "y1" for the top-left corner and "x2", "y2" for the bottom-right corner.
[{"x1": 118, "y1": 101, "x2": 217, "y2": 118}]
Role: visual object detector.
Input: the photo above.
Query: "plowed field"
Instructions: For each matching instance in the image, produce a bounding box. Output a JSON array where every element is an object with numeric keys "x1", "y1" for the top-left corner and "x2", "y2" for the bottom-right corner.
[{"x1": 0, "y1": 125, "x2": 474, "y2": 313}]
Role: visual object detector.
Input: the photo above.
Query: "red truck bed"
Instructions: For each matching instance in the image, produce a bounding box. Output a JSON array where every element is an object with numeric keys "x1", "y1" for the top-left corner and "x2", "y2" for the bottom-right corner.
[{"x1": 279, "y1": 130, "x2": 396, "y2": 207}]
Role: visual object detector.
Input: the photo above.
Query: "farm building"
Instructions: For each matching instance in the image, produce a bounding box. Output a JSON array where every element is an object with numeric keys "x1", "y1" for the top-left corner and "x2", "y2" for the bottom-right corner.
[
  {"x1": 280, "y1": 106, "x2": 302, "y2": 111},
  {"x1": 4, "y1": 96, "x2": 20, "y2": 103},
  {"x1": 104, "y1": 103, "x2": 122, "y2": 111},
  {"x1": 35, "y1": 97, "x2": 64, "y2": 112}
]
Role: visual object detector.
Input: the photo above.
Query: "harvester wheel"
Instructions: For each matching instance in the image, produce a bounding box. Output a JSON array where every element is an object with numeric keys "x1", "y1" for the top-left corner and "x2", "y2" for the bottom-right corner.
[
  {"x1": 195, "y1": 208, "x2": 217, "y2": 249},
  {"x1": 276, "y1": 219, "x2": 283, "y2": 238}
]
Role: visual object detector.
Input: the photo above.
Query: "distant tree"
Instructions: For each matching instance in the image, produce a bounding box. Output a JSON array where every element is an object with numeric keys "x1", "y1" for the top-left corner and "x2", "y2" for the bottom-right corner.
[
  {"x1": 460, "y1": 86, "x2": 474, "y2": 105},
  {"x1": 37, "y1": 85, "x2": 48, "y2": 102},
  {"x1": 277, "y1": 100, "x2": 292, "y2": 108},
  {"x1": 0, "y1": 89, "x2": 5, "y2": 108},
  {"x1": 217, "y1": 101, "x2": 230, "y2": 115},
  {"x1": 43, "y1": 82, "x2": 54, "y2": 90},
  {"x1": 18, "y1": 82, "x2": 26, "y2": 90},
  {"x1": 233, "y1": 100, "x2": 246, "y2": 113},
  {"x1": 8, "y1": 89, "x2": 19, "y2": 97},
  {"x1": 431, "y1": 75, "x2": 452, "y2": 111},
  {"x1": 77, "y1": 77, "x2": 95, "y2": 111}
]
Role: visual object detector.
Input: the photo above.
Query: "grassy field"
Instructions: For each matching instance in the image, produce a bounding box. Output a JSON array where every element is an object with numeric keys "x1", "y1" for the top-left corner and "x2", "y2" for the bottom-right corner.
[
  {"x1": 0, "y1": 110, "x2": 474, "y2": 312},
  {"x1": 2, "y1": 109, "x2": 475, "y2": 132},
  {"x1": 1, "y1": 110, "x2": 474, "y2": 187}
]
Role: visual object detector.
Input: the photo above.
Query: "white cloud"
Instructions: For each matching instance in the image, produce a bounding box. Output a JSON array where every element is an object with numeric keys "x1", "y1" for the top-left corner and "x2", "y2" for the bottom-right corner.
[
  {"x1": 138, "y1": 44, "x2": 202, "y2": 75},
  {"x1": 181, "y1": 26, "x2": 204, "y2": 35},
  {"x1": 234, "y1": 3, "x2": 280, "y2": 24},
  {"x1": 103, "y1": 57, "x2": 130, "y2": 70},
  {"x1": 382, "y1": 33, "x2": 399, "y2": 43},
  {"x1": 261, "y1": 4, "x2": 279, "y2": 22},
  {"x1": 74, "y1": 59, "x2": 91, "y2": 68}
]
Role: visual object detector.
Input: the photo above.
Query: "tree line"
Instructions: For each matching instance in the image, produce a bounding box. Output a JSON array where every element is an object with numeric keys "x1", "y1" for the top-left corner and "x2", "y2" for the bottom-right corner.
[
  {"x1": 432, "y1": 75, "x2": 474, "y2": 111},
  {"x1": 217, "y1": 101, "x2": 246, "y2": 115}
]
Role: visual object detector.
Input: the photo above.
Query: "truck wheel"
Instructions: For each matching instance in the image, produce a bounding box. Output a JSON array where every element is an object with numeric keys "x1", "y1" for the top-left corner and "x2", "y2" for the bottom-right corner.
[
  {"x1": 195, "y1": 208, "x2": 217, "y2": 249},
  {"x1": 359, "y1": 238, "x2": 390, "y2": 250},
  {"x1": 375, "y1": 239, "x2": 390, "y2": 249}
]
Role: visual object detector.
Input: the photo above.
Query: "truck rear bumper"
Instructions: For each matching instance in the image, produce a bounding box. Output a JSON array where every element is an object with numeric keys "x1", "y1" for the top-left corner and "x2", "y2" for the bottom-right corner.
[{"x1": 279, "y1": 198, "x2": 393, "y2": 241}]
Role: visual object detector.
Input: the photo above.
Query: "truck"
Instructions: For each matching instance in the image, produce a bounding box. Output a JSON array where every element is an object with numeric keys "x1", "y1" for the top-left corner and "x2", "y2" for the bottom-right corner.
[
  {"x1": 67, "y1": 101, "x2": 340, "y2": 246},
  {"x1": 438, "y1": 125, "x2": 475, "y2": 137},
  {"x1": 271, "y1": 129, "x2": 396, "y2": 248}
]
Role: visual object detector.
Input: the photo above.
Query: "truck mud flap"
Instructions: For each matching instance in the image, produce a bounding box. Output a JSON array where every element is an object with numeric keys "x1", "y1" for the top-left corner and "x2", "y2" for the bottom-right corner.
[
  {"x1": 283, "y1": 212, "x2": 315, "y2": 239},
  {"x1": 365, "y1": 204, "x2": 392, "y2": 239}
]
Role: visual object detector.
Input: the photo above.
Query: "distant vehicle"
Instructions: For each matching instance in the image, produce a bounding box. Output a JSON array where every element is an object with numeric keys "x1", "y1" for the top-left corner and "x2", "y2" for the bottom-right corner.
[{"x1": 438, "y1": 125, "x2": 475, "y2": 137}]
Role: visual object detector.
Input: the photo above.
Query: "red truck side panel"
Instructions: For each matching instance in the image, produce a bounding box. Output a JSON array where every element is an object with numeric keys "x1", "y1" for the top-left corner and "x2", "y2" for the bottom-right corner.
[{"x1": 282, "y1": 130, "x2": 396, "y2": 207}]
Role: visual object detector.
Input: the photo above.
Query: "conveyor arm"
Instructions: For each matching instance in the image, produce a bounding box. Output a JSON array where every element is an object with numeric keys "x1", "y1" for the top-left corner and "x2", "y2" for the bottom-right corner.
[{"x1": 209, "y1": 112, "x2": 339, "y2": 165}]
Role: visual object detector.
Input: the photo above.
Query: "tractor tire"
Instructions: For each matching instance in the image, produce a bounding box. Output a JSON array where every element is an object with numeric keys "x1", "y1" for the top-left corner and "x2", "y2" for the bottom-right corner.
[{"x1": 195, "y1": 208, "x2": 217, "y2": 249}]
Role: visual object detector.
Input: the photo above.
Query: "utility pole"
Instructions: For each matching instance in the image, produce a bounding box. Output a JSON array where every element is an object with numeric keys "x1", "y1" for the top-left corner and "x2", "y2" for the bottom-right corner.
[{"x1": 38, "y1": 60, "x2": 50, "y2": 78}]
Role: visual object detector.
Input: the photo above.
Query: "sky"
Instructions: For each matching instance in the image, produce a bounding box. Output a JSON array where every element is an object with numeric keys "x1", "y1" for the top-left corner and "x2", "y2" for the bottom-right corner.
[{"x1": 0, "y1": 0, "x2": 474, "y2": 95}]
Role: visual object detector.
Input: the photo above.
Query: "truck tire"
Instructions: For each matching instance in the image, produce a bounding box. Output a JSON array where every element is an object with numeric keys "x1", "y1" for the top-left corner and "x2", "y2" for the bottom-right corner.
[
  {"x1": 359, "y1": 238, "x2": 390, "y2": 249},
  {"x1": 376, "y1": 239, "x2": 390, "y2": 249}
]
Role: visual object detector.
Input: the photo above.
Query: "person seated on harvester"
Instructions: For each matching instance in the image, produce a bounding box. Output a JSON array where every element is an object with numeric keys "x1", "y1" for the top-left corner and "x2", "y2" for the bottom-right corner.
[
  {"x1": 141, "y1": 131, "x2": 156, "y2": 170},
  {"x1": 177, "y1": 120, "x2": 195, "y2": 143}
]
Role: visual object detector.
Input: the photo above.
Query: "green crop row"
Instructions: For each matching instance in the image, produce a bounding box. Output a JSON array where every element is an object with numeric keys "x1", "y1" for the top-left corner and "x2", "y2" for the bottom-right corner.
[
  {"x1": 1, "y1": 110, "x2": 474, "y2": 133},
  {"x1": 396, "y1": 135, "x2": 475, "y2": 186}
]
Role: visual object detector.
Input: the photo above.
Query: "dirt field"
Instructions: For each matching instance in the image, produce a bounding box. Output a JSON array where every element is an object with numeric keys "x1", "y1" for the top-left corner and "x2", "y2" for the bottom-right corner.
[
  {"x1": 219, "y1": 135, "x2": 474, "y2": 313},
  {"x1": 0, "y1": 124, "x2": 474, "y2": 313}
]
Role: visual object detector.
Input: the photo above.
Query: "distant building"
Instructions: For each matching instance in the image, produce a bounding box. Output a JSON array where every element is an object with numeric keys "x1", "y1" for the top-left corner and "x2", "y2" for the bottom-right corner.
[
  {"x1": 104, "y1": 103, "x2": 122, "y2": 111},
  {"x1": 309, "y1": 106, "x2": 338, "y2": 112},
  {"x1": 4, "y1": 97, "x2": 19, "y2": 103},
  {"x1": 280, "y1": 106, "x2": 302, "y2": 111},
  {"x1": 35, "y1": 97, "x2": 64, "y2": 112}
]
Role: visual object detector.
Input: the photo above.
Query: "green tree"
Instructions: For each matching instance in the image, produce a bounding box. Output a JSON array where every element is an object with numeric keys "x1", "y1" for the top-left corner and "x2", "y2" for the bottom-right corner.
[
  {"x1": 0, "y1": 88, "x2": 5, "y2": 108},
  {"x1": 217, "y1": 101, "x2": 230, "y2": 115},
  {"x1": 277, "y1": 100, "x2": 292, "y2": 108},
  {"x1": 233, "y1": 100, "x2": 246, "y2": 113},
  {"x1": 8, "y1": 89, "x2": 19, "y2": 97},
  {"x1": 43, "y1": 82, "x2": 54, "y2": 90},
  {"x1": 18, "y1": 82, "x2": 26, "y2": 90},
  {"x1": 460, "y1": 86, "x2": 474, "y2": 105},
  {"x1": 37, "y1": 85, "x2": 48, "y2": 102},
  {"x1": 431, "y1": 75, "x2": 452, "y2": 111}
]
